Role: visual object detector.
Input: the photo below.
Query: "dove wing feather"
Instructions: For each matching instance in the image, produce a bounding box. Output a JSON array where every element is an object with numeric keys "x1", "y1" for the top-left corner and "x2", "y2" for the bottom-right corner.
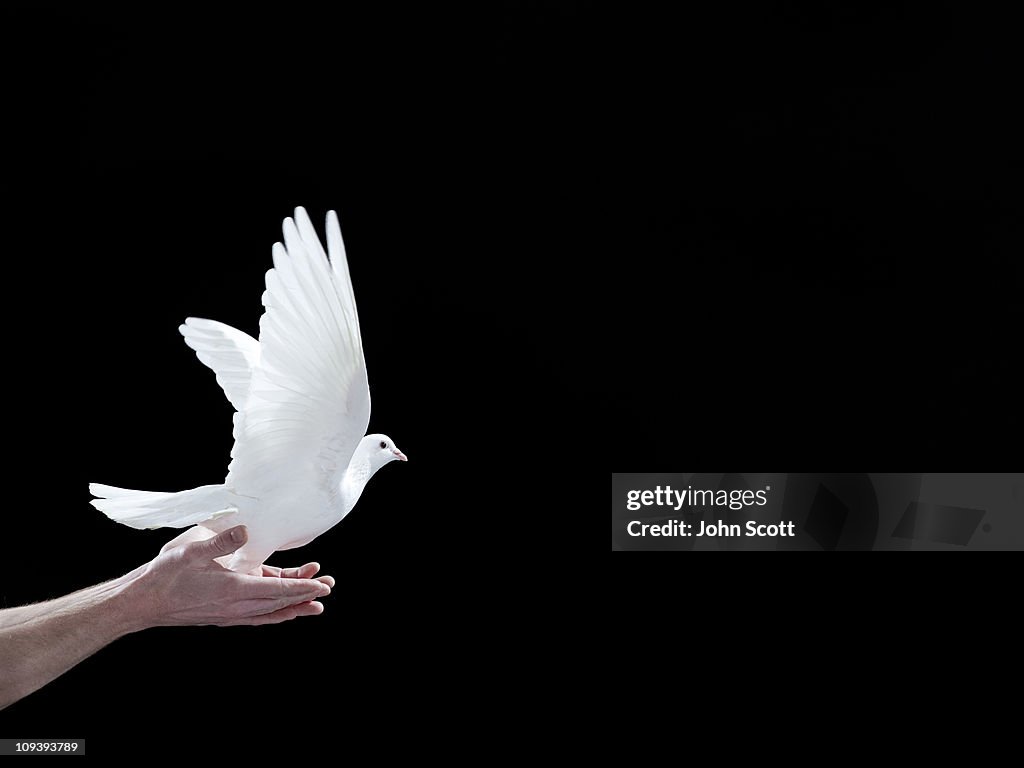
[
  {"x1": 178, "y1": 318, "x2": 260, "y2": 411},
  {"x1": 226, "y1": 208, "x2": 370, "y2": 508}
]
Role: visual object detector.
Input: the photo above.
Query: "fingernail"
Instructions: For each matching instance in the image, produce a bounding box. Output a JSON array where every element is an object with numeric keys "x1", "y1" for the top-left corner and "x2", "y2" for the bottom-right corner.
[{"x1": 230, "y1": 527, "x2": 244, "y2": 543}]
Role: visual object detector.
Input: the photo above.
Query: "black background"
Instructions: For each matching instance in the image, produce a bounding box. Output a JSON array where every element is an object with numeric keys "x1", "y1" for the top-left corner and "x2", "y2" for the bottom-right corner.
[
  {"x1": 1, "y1": 4, "x2": 587, "y2": 744},
  {"x1": 610, "y1": 4, "x2": 1020, "y2": 470}
]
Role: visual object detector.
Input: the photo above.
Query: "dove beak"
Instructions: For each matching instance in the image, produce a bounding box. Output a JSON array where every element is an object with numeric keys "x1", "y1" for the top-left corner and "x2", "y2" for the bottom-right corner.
[{"x1": 393, "y1": 450, "x2": 408, "y2": 462}]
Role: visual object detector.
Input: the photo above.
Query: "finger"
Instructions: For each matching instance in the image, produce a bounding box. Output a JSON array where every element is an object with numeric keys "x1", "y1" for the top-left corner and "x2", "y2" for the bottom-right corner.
[
  {"x1": 232, "y1": 592, "x2": 327, "y2": 618},
  {"x1": 225, "y1": 601, "x2": 324, "y2": 626},
  {"x1": 282, "y1": 563, "x2": 320, "y2": 579},
  {"x1": 317, "y1": 574, "x2": 336, "y2": 588},
  {"x1": 185, "y1": 525, "x2": 247, "y2": 562},
  {"x1": 236, "y1": 575, "x2": 331, "y2": 602},
  {"x1": 160, "y1": 526, "x2": 215, "y2": 554},
  {"x1": 261, "y1": 562, "x2": 320, "y2": 579},
  {"x1": 260, "y1": 562, "x2": 320, "y2": 579}
]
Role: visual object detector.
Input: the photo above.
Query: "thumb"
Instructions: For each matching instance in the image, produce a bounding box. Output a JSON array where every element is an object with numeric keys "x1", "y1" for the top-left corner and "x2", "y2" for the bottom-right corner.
[{"x1": 187, "y1": 525, "x2": 247, "y2": 561}]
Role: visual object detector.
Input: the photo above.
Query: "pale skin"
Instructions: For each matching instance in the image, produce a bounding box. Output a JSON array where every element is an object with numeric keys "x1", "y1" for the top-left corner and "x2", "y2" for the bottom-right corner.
[{"x1": 0, "y1": 525, "x2": 333, "y2": 710}]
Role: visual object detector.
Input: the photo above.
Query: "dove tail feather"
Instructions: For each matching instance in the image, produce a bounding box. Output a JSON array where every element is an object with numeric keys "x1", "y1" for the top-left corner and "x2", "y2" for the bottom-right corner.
[{"x1": 88, "y1": 483, "x2": 238, "y2": 530}]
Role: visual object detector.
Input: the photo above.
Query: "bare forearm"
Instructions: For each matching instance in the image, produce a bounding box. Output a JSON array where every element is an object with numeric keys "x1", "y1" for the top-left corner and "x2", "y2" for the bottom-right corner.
[
  {"x1": 0, "y1": 565, "x2": 147, "y2": 627},
  {"x1": 0, "y1": 571, "x2": 149, "y2": 710}
]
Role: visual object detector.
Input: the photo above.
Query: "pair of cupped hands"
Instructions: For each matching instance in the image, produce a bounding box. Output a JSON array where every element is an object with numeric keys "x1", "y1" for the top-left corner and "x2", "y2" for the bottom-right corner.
[{"x1": 124, "y1": 525, "x2": 334, "y2": 628}]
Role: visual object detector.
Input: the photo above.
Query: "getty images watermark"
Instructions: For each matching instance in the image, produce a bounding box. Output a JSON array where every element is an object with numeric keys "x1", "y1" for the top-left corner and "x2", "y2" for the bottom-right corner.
[{"x1": 624, "y1": 484, "x2": 795, "y2": 538}]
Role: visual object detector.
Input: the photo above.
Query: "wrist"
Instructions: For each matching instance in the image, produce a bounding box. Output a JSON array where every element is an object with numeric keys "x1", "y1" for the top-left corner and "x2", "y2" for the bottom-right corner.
[{"x1": 108, "y1": 565, "x2": 157, "y2": 634}]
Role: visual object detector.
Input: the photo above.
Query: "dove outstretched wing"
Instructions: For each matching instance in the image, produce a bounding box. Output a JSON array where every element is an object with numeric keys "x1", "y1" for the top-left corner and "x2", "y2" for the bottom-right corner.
[{"x1": 226, "y1": 207, "x2": 371, "y2": 511}]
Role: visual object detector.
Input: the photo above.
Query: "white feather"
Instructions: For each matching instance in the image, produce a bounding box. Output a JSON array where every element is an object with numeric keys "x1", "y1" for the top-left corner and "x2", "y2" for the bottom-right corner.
[{"x1": 178, "y1": 318, "x2": 260, "y2": 411}]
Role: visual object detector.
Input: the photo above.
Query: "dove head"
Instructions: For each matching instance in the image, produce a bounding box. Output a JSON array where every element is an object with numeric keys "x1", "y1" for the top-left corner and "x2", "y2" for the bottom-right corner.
[
  {"x1": 362, "y1": 433, "x2": 407, "y2": 470},
  {"x1": 341, "y1": 434, "x2": 407, "y2": 511}
]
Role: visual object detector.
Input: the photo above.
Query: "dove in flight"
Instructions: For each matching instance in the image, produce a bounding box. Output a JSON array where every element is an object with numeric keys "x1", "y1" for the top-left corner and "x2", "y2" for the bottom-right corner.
[{"x1": 90, "y1": 207, "x2": 406, "y2": 572}]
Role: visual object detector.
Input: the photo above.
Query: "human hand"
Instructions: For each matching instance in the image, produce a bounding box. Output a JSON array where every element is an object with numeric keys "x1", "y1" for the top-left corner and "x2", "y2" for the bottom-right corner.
[
  {"x1": 158, "y1": 526, "x2": 335, "y2": 587},
  {"x1": 124, "y1": 525, "x2": 332, "y2": 628}
]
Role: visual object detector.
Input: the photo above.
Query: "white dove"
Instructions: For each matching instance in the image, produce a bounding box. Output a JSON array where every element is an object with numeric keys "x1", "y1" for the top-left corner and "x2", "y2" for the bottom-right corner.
[{"x1": 90, "y1": 207, "x2": 406, "y2": 572}]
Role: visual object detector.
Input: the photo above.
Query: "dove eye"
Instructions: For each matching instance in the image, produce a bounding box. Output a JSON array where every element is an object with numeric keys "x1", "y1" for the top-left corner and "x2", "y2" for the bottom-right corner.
[{"x1": 380, "y1": 441, "x2": 387, "y2": 449}]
